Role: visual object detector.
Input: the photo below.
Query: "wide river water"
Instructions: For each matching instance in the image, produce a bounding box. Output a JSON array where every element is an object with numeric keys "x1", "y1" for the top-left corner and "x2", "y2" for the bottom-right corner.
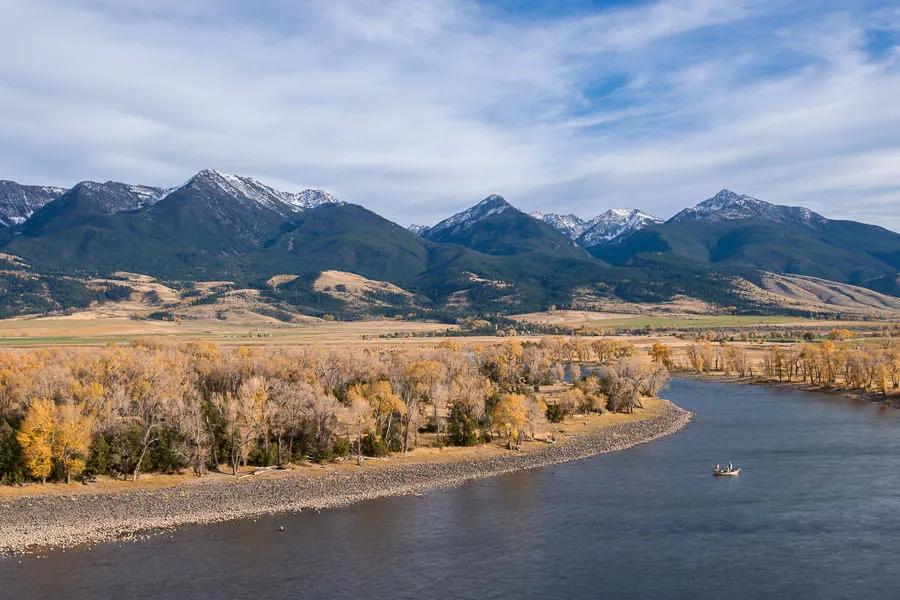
[{"x1": 2, "y1": 378, "x2": 900, "y2": 599}]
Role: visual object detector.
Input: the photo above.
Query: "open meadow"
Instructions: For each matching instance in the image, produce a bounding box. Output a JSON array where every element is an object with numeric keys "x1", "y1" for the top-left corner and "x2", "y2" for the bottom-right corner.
[
  {"x1": 1, "y1": 308, "x2": 896, "y2": 349},
  {"x1": 0, "y1": 315, "x2": 453, "y2": 348}
]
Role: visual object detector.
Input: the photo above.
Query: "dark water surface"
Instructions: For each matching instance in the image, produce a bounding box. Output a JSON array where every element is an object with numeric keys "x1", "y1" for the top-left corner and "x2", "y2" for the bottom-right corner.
[{"x1": 3, "y1": 379, "x2": 900, "y2": 599}]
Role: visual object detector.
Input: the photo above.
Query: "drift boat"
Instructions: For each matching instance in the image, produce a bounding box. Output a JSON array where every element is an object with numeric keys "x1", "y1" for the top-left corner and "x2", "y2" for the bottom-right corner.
[{"x1": 713, "y1": 464, "x2": 740, "y2": 476}]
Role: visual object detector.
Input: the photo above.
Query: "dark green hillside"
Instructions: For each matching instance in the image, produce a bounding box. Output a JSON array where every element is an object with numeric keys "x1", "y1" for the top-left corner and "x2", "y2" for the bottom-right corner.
[
  {"x1": 589, "y1": 218, "x2": 900, "y2": 296},
  {"x1": 422, "y1": 195, "x2": 593, "y2": 261},
  {"x1": 22, "y1": 181, "x2": 162, "y2": 236},
  {"x1": 415, "y1": 196, "x2": 607, "y2": 311},
  {"x1": 417, "y1": 243, "x2": 604, "y2": 312},
  {"x1": 0, "y1": 270, "x2": 100, "y2": 318},
  {"x1": 4, "y1": 181, "x2": 289, "y2": 280},
  {"x1": 261, "y1": 204, "x2": 430, "y2": 286}
]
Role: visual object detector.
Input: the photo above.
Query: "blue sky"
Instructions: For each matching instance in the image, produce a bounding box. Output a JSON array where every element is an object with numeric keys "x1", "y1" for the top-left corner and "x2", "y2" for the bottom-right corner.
[{"x1": 2, "y1": 0, "x2": 899, "y2": 230}]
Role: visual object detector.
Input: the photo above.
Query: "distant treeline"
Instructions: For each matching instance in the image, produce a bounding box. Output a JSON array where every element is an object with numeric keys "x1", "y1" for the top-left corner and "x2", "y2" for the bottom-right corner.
[{"x1": 659, "y1": 331, "x2": 900, "y2": 395}]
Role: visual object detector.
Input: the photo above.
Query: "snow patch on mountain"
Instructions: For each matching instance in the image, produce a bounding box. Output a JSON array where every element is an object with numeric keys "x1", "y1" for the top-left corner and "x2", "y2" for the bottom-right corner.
[
  {"x1": 0, "y1": 181, "x2": 67, "y2": 226},
  {"x1": 125, "y1": 184, "x2": 171, "y2": 206},
  {"x1": 285, "y1": 189, "x2": 341, "y2": 210},
  {"x1": 64, "y1": 180, "x2": 169, "y2": 214},
  {"x1": 530, "y1": 212, "x2": 588, "y2": 240},
  {"x1": 578, "y1": 209, "x2": 663, "y2": 246},
  {"x1": 421, "y1": 194, "x2": 512, "y2": 238},
  {"x1": 183, "y1": 170, "x2": 340, "y2": 215},
  {"x1": 669, "y1": 189, "x2": 827, "y2": 225}
]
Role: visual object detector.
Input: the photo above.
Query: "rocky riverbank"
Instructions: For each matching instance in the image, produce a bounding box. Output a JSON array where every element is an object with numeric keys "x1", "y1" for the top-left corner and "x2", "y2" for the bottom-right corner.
[{"x1": 0, "y1": 401, "x2": 692, "y2": 555}]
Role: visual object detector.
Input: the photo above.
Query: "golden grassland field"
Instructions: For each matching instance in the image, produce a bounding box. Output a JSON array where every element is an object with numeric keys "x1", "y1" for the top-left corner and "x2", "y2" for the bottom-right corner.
[{"x1": 0, "y1": 310, "x2": 895, "y2": 348}]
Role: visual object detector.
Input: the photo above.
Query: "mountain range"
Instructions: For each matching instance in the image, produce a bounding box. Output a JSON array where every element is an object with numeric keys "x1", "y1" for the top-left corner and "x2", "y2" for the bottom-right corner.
[
  {"x1": 530, "y1": 208, "x2": 664, "y2": 247},
  {"x1": 0, "y1": 171, "x2": 897, "y2": 320}
]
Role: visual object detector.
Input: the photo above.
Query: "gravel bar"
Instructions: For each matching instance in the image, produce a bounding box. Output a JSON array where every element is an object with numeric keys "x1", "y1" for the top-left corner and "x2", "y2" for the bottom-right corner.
[{"x1": 0, "y1": 402, "x2": 692, "y2": 555}]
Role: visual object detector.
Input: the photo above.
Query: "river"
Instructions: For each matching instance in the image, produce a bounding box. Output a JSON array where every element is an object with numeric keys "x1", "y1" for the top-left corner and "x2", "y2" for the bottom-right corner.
[{"x1": 2, "y1": 378, "x2": 899, "y2": 599}]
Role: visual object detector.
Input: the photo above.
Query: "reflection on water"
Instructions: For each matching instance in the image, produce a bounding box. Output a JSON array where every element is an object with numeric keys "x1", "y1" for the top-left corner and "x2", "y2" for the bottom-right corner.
[{"x1": 2, "y1": 379, "x2": 899, "y2": 599}]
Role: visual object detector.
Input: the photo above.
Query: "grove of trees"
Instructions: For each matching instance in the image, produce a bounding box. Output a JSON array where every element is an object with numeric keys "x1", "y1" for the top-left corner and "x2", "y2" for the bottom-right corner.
[
  {"x1": 0, "y1": 336, "x2": 666, "y2": 485},
  {"x1": 663, "y1": 337, "x2": 900, "y2": 396}
]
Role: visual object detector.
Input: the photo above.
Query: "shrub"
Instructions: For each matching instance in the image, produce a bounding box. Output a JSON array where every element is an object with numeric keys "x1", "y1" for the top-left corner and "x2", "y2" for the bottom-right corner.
[
  {"x1": 331, "y1": 437, "x2": 350, "y2": 459},
  {"x1": 361, "y1": 433, "x2": 390, "y2": 457},
  {"x1": 447, "y1": 402, "x2": 481, "y2": 446},
  {"x1": 142, "y1": 290, "x2": 163, "y2": 305},
  {"x1": 103, "y1": 284, "x2": 134, "y2": 301},
  {"x1": 0, "y1": 420, "x2": 26, "y2": 485},
  {"x1": 147, "y1": 310, "x2": 176, "y2": 321},
  {"x1": 86, "y1": 435, "x2": 112, "y2": 476},
  {"x1": 545, "y1": 403, "x2": 568, "y2": 423}
]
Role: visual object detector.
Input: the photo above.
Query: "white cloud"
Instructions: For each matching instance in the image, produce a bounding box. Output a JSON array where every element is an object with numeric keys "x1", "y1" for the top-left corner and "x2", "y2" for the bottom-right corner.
[{"x1": 0, "y1": 0, "x2": 898, "y2": 231}]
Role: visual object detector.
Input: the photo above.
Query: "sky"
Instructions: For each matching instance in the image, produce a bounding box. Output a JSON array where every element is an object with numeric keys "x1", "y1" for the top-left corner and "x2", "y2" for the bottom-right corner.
[{"x1": 2, "y1": 0, "x2": 900, "y2": 230}]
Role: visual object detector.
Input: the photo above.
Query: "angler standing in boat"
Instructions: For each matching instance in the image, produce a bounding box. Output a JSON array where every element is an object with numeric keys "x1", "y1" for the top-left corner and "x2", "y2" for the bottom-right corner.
[{"x1": 713, "y1": 462, "x2": 741, "y2": 476}]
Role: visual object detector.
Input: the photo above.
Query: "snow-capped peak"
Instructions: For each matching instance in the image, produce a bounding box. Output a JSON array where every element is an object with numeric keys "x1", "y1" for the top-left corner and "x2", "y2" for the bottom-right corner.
[
  {"x1": 578, "y1": 208, "x2": 663, "y2": 246},
  {"x1": 183, "y1": 170, "x2": 339, "y2": 215},
  {"x1": 187, "y1": 169, "x2": 286, "y2": 210},
  {"x1": 123, "y1": 183, "x2": 171, "y2": 205},
  {"x1": 57, "y1": 180, "x2": 169, "y2": 214},
  {"x1": 0, "y1": 181, "x2": 68, "y2": 226},
  {"x1": 422, "y1": 194, "x2": 513, "y2": 238},
  {"x1": 668, "y1": 189, "x2": 827, "y2": 225},
  {"x1": 285, "y1": 189, "x2": 341, "y2": 210},
  {"x1": 531, "y1": 212, "x2": 588, "y2": 240}
]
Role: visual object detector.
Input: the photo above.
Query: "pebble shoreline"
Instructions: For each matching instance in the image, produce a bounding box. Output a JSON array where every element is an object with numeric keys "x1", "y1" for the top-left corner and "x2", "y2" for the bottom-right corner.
[{"x1": 0, "y1": 402, "x2": 692, "y2": 555}]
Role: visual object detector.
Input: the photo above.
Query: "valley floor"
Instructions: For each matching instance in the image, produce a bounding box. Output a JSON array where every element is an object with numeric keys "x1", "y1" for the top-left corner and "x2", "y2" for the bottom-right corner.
[{"x1": 0, "y1": 398, "x2": 691, "y2": 554}]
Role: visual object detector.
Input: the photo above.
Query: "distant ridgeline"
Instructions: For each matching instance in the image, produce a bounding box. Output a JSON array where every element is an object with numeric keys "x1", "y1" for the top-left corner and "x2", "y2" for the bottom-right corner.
[{"x1": 0, "y1": 173, "x2": 898, "y2": 320}]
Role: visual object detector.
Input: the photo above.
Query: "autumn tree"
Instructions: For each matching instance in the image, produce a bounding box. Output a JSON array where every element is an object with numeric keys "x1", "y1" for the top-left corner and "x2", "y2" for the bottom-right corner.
[
  {"x1": 550, "y1": 388, "x2": 583, "y2": 422},
  {"x1": 604, "y1": 359, "x2": 667, "y2": 414},
  {"x1": 592, "y1": 338, "x2": 635, "y2": 365},
  {"x1": 649, "y1": 342, "x2": 674, "y2": 369},
  {"x1": 722, "y1": 345, "x2": 751, "y2": 377},
  {"x1": 53, "y1": 402, "x2": 93, "y2": 484},
  {"x1": 363, "y1": 380, "x2": 406, "y2": 449},
  {"x1": 447, "y1": 371, "x2": 491, "y2": 446},
  {"x1": 521, "y1": 345, "x2": 553, "y2": 386},
  {"x1": 343, "y1": 388, "x2": 374, "y2": 466},
  {"x1": 304, "y1": 387, "x2": 341, "y2": 461},
  {"x1": 685, "y1": 341, "x2": 714, "y2": 373},
  {"x1": 396, "y1": 360, "x2": 444, "y2": 452},
  {"x1": 171, "y1": 388, "x2": 211, "y2": 477},
  {"x1": 573, "y1": 375, "x2": 605, "y2": 413},
  {"x1": 828, "y1": 329, "x2": 854, "y2": 341},
  {"x1": 120, "y1": 350, "x2": 188, "y2": 481},
  {"x1": 268, "y1": 380, "x2": 306, "y2": 466},
  {"x1": 491, "y1": 393, "x2": 528, "y2": 449},
  {"x1": 524, "y1": 395, "x2": 547, "y2": 441},
  {"x1": 16, "y1": 398, "x2": 55, "y2": 483}
]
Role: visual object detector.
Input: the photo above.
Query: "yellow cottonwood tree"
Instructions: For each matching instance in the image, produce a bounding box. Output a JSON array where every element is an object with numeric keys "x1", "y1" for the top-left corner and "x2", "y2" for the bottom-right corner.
[
  {"x1": 53, "y1": 402, "x2": 93, "y2": 484},
  {"x1": 343, "y1": 387, "x2": 374, "y2": 466},
  {"x1": 491, "y1": 393, "x2": 527, "y2": 449},
  {"x1": 16, "y1": 398, "x2": 55, "y2": 483},
  {"x1": 649, "y1": 342, "x2": 674, "y2": 369}
]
